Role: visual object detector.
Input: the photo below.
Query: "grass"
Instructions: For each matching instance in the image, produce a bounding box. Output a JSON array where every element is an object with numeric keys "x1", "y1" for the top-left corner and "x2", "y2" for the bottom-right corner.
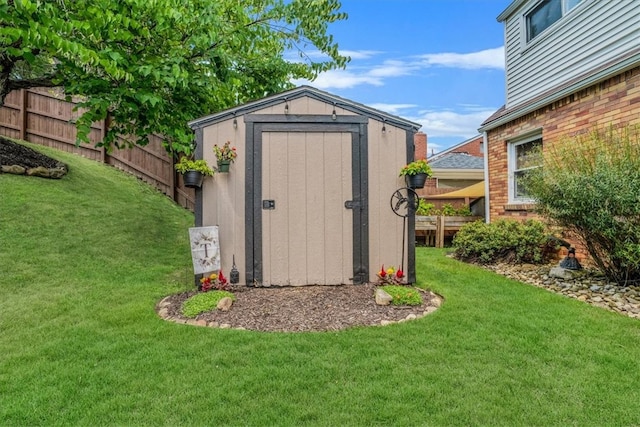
[{"x1": 2, "y1": 141, "x2": 640, "y2": 426}]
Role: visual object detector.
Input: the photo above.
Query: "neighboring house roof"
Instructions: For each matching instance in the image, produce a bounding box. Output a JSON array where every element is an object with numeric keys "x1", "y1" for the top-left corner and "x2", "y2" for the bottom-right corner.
[
  {"x1": 188, "y1": 85, "x2": 422, "y2": 131},
  {"x1": 480, "y1": 48, "x2": 640, "y2": 132},
  {"x1": 429, "y1": 153, "x2": 484, "y2": 170},
  {"x1": 428, "y1": 134, "x2": 482, "y2": 162}
]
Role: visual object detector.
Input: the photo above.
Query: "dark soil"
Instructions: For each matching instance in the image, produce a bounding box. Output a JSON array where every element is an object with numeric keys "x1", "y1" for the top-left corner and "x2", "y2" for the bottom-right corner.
[
  {"x1": 0, "y1": 137, "x2": 62, "y2": 169},
  {"x1": 161, "y1": 283, "x2": 440, "y2": 332}
]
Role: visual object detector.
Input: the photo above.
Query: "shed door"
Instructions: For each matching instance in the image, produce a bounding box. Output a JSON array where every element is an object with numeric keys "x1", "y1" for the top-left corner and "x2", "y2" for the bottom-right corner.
[{"x1": 261, "y1": 131, "x2": 353, "y2": 286}]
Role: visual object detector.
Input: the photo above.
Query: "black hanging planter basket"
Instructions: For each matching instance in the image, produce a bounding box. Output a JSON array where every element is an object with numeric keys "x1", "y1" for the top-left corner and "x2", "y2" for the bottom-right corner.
[
  {"x1": 183, "y1": 170, "x2": 204, "y2": 188},
  {"x1": 406, "y1": 173, "x2": 428, "y2": 189}
]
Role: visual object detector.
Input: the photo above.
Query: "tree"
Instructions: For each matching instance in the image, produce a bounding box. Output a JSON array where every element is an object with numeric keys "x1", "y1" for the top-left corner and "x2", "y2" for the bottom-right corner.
[
  {"x1": 526, "y1": 125, "x2": 640, "y2": 285},
  {"x1": 0, "y1": 0, "x2": 348, "y2": 154}
]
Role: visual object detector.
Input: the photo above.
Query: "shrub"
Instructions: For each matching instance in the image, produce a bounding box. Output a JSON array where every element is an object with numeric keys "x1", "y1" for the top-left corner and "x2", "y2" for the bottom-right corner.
[
  {"x1": 379, "y1": 285, "x2": 423, "y2": 306},
  {"x1": 525, "y1": 124, "x2": 640, "y2": 285},
  {"x1": 181, "y1": 291, "x2": 235, "y2": 318},
  {"x1": 452, "y1": 219, "x2": 554, "y2": 264},
  {"x1": 415, "y1": 200, "x2": 473, "y2": 216},
  {"x1": 416, "y1": 199, "x2": 435, "y2": 216}
]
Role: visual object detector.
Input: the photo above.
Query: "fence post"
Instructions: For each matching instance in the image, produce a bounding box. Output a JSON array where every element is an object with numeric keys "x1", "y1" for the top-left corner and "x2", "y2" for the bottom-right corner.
[{"x1": 19, "y1": 89, "x2": 28, "y2": 141}]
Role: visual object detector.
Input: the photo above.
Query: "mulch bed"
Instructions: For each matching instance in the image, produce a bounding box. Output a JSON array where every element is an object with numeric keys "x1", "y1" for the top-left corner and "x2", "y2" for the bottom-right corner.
[
  {"x1": 160, "y1": 283, "x2": 440, "y2": 333},
  {"x1": 0, "y1": 137, "x2": 62, "y2": 169}
]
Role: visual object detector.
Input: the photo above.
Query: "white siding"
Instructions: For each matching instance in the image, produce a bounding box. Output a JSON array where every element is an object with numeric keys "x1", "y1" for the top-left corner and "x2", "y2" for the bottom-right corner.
[{"x1": 504, "y1": 0, "x2": 640, "y2": 108}]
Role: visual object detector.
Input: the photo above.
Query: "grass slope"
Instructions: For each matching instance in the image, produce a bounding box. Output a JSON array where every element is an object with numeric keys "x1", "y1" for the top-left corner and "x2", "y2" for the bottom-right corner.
[{"x1": 2, "y1": 142, "x2": 640, "y2": 426}]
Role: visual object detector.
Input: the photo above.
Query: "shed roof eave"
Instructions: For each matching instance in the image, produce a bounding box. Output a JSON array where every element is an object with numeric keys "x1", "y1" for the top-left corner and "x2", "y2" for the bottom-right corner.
[{"x1": 188, "y1": 85, "x2": 422, "y2": 131}]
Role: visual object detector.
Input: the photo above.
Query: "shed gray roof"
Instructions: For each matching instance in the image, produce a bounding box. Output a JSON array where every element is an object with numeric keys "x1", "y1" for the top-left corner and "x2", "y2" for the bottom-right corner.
[
  {"x1": 428, "y1": 153, "x2": 484, "y2": 170},
  {"x1": 188, "y1": 85, "x2": 421, "y2": 131}
]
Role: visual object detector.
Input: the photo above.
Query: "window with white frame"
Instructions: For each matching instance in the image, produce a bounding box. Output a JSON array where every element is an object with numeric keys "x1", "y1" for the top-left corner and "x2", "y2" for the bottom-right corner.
[
  {"x1": 509, "y1": 136, "x2": 542, "y2": 203},
  {"x1": 526, "y1": 0, "x2": 583, "y2": 41}
]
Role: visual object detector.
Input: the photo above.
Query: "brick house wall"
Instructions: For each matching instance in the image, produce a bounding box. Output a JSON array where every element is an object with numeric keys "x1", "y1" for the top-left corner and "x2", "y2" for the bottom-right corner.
[
  {"x1": 449, "y1": 135, "x2": 483, "y2": 157},
  {"x1": 487, "y1": 66, "x2": 640, "y2": 220},
  {"x1": 485, "y1": 66, "x2": 640, "y2": 262}
]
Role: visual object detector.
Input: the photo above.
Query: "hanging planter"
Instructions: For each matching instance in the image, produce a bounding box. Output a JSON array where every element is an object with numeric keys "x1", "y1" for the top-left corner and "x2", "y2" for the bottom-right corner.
[
  {"x1": 175, "y1": 157, "x2": 214, "y2": 189},
  {"x1": 183, "y1": 170, "x2": 205, "y2": 188},
  {"x1": 399, "y1": 159, "x2": 432, "y2": 189},
  {"x1": 405, "y1": 173, "x2": 428, "y2": 189},
  {"x1": 217, "y1": 160, "x2": 231, "y2": 173},
  {"x1": 213, "y1": 141, "x2": 237, "y2": 173}
]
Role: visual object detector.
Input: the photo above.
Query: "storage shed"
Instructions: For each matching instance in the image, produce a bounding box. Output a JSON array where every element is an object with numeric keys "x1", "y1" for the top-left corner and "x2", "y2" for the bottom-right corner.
[{"x1": 188, "y1": 86, "x2": 421, "y2": 286}]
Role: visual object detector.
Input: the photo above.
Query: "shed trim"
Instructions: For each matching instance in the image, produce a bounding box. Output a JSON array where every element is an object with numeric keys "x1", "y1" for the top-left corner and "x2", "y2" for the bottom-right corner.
[
  {"x1": 245, "y1": 118, "x2": 369, "y2": 285},
  {"x1": 188, "y1": 86, "x2": 421, "y2": 132}
]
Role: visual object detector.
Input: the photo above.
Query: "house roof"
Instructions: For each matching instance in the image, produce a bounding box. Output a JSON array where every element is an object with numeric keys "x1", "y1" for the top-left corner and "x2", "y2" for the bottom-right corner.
[
  {"x1": 480, "y1": 49, "x2": 640, "y2": 132},
  {"x1": 188, "y1": 85, "x2": 422, "y2": 131},
  {"x1": 427, "y1": 134, "x2": 483, "y2": 162},
  {"x1": 429, "y1": 152, "x2": 484, "y2": 170}
]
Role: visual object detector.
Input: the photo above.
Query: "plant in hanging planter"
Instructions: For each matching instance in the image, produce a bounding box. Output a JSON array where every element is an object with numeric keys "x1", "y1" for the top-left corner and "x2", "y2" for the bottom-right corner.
[
  {"x1": 399, "y1": 159, "x2": 432, "y2": 189},
  {"x1": 213, "y1": 141, "x2": 237, "y2": 172},
  {"x1": 174, "y1": 157, "x2": 214, "y2": 188}
]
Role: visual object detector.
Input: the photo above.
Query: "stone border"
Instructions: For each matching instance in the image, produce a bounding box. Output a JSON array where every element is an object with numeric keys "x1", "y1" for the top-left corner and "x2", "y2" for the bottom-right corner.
[
  {"x1": 155, "y1": 290, "x2": 444, "y2": 331},
  {"x1": 1, "y1": 163, "x2": 68, "y2": 179}
]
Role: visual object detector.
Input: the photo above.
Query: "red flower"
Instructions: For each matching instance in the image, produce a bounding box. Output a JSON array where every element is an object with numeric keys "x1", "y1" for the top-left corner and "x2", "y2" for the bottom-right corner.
[
  {"x1": 378, "y1": 264, "x2": 386, "y2": 278},
  {"x1": 396, "y1": 269, "x2": 404, "y2": 279},
  {"x1": 218, "y1": 269, "x2": 227, "y2": 285}
]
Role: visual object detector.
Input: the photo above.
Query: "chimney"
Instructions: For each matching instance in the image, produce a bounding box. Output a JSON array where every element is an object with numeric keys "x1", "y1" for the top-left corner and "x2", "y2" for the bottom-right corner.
[{"x1": 414, "y1": 131, "x2": 427, "y2": 160}]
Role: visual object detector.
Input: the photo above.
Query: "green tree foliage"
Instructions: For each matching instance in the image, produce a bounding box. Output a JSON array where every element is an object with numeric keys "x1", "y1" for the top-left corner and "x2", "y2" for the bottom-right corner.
[
  {"x1": 0, "y1": 0, "x2": 348, "y2": 154},
  {"x1": 452, "y1": 219, "x2": 553, "y2": 264},
  {"x1": 526, "y1": 125, "x2": 640, "y2": 285}
]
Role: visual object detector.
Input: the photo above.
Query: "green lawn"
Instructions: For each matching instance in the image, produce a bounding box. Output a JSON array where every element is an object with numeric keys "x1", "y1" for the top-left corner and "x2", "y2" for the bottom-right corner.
[{"x1": 2, "y1": 142, "x2": 640, "y2": 426}]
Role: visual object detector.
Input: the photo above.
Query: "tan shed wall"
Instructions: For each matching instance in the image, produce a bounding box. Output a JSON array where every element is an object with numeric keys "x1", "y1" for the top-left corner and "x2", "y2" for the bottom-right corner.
[
  {"x1": 201, "y1": 117, "x2": 246, "y2": 279},
  {"x1": 367, "y1": 119, "x2": 409, "y2": 282}
]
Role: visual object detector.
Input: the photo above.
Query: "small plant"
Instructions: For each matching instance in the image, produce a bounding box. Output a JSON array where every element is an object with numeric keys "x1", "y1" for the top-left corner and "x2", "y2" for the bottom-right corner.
[
  {"x1": 181, "y1": 291, "x2": 236, "y2": 318},
  {"x1": 174, "y1": 157, "x2": 214, "y2": 176},
  {"x1": 416, "y1": 199, "x2": 435, "y2": 216},
  {"x1": 399, "y1": 159, "x2": 432, "y2": 177},
  {"x1": 377, "y1": 264, "x2": 404, "y2": 285},
  {"x1": 379, "y1": 285, "x2": 423, "y2": 306},
  {"x1": 213, "y1": 141, "x2": 237, "y2": 163},
  {"x1": 200, "y1": 270, "x2": 230, "y2": 291}
]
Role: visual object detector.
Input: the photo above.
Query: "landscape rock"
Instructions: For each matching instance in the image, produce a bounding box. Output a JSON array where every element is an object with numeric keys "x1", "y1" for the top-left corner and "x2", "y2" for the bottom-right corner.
[
  {"x1": 375, "y1": 289, "x2": 393, "y2": 306},
  {"x1": 2, "y1": 165, "x2": 26, "y2": 175},
  {"x1": 549, "y1": 267, "x2": 575, "y2": 280},
  {"x1": 217, "y1": 297, "x2": 234, "y2": 311}
]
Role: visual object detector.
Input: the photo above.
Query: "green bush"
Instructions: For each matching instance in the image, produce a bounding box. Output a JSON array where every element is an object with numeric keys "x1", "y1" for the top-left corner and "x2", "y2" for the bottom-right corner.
[
  {"x1": 452, "y1": 219, "x2": 554, "y2": 264},
  {"x1": 380, "y1": 285, "x2": 423, "y2": 306},
  {"x1": 181, "y1": 291, "x2": 235, "y2": 318},
  {"x1": 416, "y1": 200, "x2": 473, "y2": 216},
  {"x1": 526, "y1": 124, "x2": 640, "y2": 284}
]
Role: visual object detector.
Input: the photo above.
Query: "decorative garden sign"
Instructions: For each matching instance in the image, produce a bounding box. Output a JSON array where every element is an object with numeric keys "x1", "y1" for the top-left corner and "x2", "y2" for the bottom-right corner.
[{"x1": 189, "y1": 226, "x2": 220, "y2": 275}]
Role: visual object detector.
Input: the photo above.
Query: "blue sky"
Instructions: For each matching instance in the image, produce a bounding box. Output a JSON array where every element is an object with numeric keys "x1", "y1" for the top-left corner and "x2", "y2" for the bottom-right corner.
[{"x1": 293, "y1": 0, "x2": 512, "y2": 154}]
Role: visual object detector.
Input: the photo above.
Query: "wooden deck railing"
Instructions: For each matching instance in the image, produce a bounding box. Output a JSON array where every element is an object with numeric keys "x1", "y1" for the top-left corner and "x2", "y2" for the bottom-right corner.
[{"x1": 415, "y1": 215, "x2": 482, "y2": 248}]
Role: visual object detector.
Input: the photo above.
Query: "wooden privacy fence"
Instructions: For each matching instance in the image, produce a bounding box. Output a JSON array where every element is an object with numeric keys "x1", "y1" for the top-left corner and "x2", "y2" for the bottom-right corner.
[
  {"x1": 415, "y1": 215, "x2": 482, "y2": 248},
  {"x1": 0, "y1": 88, "x2": 195, "y2": 211}
]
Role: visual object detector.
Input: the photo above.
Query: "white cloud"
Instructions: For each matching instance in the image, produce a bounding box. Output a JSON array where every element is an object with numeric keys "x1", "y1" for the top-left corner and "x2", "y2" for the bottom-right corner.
[
  {"x1": 293, "y1": 69, "x2": 384, "y2": 89},
  {"x1": 408, "y1": 108, "x2": 497, "y2": 138},
  {"x1": 418, "y1": 47, "x2": 505, "y2": 70},
  {"x1": 368, "y1": 103, "x2": 417, "y2": 115},
  {"x1": 340, "y1": 50, "x2": 382, "y2": 60},
  {"x1": 368, "y1": 60, "x2": 418, "y2": 78}
]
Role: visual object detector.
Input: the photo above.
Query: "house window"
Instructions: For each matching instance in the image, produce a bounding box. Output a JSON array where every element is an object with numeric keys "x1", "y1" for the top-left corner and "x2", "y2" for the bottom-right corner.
[
  {"x1": 509, "y1": 136, "x2": 542, "y2": 203},
  {"x1": 526, "y1": 0, "x2": 583, "y2": 41}
]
